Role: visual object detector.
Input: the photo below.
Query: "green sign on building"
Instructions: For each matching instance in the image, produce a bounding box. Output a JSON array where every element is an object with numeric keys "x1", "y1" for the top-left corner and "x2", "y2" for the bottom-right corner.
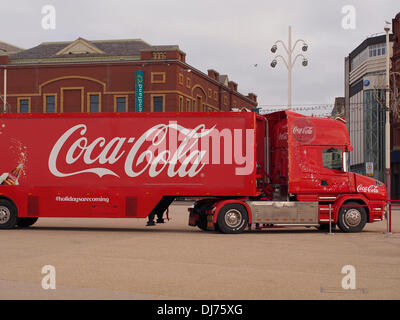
[{"x1": 135, "y1": 71, "x2": 144, "y2": 112}]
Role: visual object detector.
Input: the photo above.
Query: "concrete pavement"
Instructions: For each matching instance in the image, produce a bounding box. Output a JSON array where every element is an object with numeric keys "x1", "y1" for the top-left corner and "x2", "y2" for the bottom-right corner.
[{"x1": 0, "y1": 202, "x2": 399, "y2": 300}]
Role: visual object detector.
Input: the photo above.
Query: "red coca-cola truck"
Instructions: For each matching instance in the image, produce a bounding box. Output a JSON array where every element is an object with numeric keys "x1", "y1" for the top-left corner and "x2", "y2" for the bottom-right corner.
[{"x1": 0, "y1": 110, "x2": 387, "y2": 233}]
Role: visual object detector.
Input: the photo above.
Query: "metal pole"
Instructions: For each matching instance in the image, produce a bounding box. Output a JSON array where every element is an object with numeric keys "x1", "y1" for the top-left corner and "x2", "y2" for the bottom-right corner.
[
  {"x1": 3, "y1": 68, "x2": 6, "y2": 113},
  {"x1": 327, "y1": 204, "x2": 334, "y2": 235},
  {"x1": 288, "y1": 26, "x2": 292, "y2": 110},
  {"x1": 384, "y1": 26, "x2": 392, "y2": 234}
]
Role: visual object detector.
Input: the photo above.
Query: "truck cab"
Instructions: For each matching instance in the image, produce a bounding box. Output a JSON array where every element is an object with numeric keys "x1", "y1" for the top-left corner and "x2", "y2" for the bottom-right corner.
[
  {"x1": 266, "y1": 111, "x2": 387, "y2": 231},
  {"x1": 190, "y1": 111, "x2": 387, "y2": 234}
]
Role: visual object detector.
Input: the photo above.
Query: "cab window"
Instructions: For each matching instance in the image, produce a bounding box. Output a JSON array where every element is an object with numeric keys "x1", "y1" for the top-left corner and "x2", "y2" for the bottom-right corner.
[{"x1": 322, "y1": 148, "x2": 343, "y2": 171}]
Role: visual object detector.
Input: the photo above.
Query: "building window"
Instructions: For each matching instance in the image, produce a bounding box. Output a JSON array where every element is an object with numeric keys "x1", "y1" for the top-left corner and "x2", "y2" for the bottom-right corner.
[
  {"x1": 89, "y1": 94, "x2": 100, "y2": 112},
  {"x1": 151, "y1": 72, "x2": 166, "y2": 83},
  {"x1": 186, "y1": 99, "x2": 191, "y2": 112},
  {"x1": 179, "y1": 96, "x2": 184, "y2": 112},
  {"x1": 45, "y1": 95, "x2": 56, "y2": 113},
  {"x1": 178, "y1": 74, "x2": 184, "y2": 85},
  {"x1": 115, "y1": 96, "x2": 127, "y2": 112},
  {"x1": 152, "y1": 96, "x2": 164, "y2": 112},
  {"x1": 186, "y1": 78, "x2": 191, "y2": 88},
  {"x1": 369, "y1": 43, "x2": 386, "y2": 58},
  {"x1": 18, "y1": 98, "x2": 30, "y2": 113},
  {"x1": 152, "y1": 51, "x2": 166, "y2": 60}
]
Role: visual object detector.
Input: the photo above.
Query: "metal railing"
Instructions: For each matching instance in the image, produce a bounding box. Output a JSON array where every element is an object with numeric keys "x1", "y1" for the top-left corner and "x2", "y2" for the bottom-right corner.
[{"x1": 386, "y1": 200, "x2": 400, "y2": 234}]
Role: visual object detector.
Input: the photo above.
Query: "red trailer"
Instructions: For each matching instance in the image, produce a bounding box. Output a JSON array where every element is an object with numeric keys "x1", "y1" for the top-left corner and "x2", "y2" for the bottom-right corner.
[{"x1": 0, "y1": 111, "x2": 387, "y2": 233}]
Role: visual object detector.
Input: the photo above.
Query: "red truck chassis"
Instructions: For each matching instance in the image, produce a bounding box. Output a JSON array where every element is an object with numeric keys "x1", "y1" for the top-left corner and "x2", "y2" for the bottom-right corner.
[{"x1": 0, "y1": 111, "x2": 386, "y2": 233}]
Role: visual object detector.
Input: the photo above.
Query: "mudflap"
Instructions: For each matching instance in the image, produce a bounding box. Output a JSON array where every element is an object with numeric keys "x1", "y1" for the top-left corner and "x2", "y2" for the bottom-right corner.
[{"x1": 188, "y1": 207, "x2": 198, "y2": 227}]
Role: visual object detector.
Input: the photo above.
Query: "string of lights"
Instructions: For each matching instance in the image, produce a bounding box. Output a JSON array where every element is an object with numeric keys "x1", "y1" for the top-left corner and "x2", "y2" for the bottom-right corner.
[{"x1": 258, "y1": 101, "x2": 392, "y2": 115}]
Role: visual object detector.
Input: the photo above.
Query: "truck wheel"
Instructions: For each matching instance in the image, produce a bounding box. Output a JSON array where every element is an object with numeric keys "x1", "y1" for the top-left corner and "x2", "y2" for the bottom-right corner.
[
  {"x1": 217, "y1": 204, "x2": 248, "y2": 234},
  {"x1": 337, "y1": 202, "x2": 367, "y2": 233},
  {"x1": 0, "y1": 199, "x2": 18, "y2": 229},
  {"x1": 17, "y1": 217, "x2": 38, "y2": 228}
]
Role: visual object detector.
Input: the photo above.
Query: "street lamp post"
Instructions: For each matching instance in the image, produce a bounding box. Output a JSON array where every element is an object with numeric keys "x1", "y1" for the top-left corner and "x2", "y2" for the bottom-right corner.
[
  {"x1": 384, "y1": 25, "x2": 391, "y2": 234},
  {"x1": 270, "y1": 26, "x2": 309, "y2": 110}
]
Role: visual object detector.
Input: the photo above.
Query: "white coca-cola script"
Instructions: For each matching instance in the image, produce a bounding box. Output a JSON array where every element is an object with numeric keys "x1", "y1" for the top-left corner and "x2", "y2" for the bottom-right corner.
[
  {"x1": 292, "y1": 126, "x2": 314, "y2": 136},
  {"x1": 278, "y1": 132, "x2": 288, "y2": 141},
  {"x1": 356, "y1": 184, "x2": 379, "y2": 193},
  {"x1": 49, "y1": 123, "x2": 216, "y2": 178}
]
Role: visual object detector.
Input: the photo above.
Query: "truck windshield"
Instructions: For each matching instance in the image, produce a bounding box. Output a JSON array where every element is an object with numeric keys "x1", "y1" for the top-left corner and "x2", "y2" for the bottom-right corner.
[{"x1": 322, "y1": 148, "x2": 343, "y2": 171}]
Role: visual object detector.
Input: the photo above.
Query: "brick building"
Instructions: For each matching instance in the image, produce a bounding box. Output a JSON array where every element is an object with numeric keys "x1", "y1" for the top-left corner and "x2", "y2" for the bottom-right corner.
[
  {"x1": 0, "y1": 38, "x2": 257, "y2": 114},
  {"x1": 391, "y1": 12, "x2": 400, "y2": 199}
]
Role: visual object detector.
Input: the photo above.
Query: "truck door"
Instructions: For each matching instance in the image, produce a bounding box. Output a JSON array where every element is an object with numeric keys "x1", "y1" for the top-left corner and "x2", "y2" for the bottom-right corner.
[
  {"x1": 319, "y1": 147, "x2": 351, "y2": 194},
  {"x1": 289, "y1": 145, "x2": 352, "y2": 195}
]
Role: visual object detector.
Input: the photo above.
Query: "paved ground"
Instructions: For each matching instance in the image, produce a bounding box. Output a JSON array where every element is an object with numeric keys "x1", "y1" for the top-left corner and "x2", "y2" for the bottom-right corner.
[{"x1": 0, "y1": 202, "x2": 399, "y2": 300}]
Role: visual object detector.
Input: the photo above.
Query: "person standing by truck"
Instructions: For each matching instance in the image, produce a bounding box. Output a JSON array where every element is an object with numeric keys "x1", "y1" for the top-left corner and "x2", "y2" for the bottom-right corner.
[{"x1": 146, "y1": 211, "x2": 165, "y2": 226}]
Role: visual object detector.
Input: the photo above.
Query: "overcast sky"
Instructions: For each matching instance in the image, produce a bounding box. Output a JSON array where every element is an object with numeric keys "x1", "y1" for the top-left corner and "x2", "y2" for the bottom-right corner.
[{"x1": 1, "y1": 0, "x2": 399, "y2": 114}]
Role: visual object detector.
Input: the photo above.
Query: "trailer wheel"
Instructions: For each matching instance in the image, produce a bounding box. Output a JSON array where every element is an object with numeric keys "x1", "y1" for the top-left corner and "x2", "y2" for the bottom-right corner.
[
  {"x1": 217, "y1": 204, "x2": 248, "y2": 234},
  {"x1": 337, "y1": 202, "x2": 367, "y2": 233},
  {"x1": 0, "y1": 199, "x2": 18, "y2": 229},
  {"x1": 17, "y1": 217, "x2": 38, "y2": 228}
]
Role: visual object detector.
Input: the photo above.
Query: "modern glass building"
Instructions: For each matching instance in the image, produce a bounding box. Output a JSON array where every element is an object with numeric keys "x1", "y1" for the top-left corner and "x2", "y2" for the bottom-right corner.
[{"x1": 345, "y1": 34, "x2": 393, "y2": 183}]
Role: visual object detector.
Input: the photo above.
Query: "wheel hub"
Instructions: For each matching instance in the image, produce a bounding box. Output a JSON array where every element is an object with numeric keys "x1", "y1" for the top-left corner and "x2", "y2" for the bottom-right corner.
[
  {"x1": 224, "y1": 209, "x2": 242, "y2": 228},
  {"x1": 0, "y1": 206, "x2": 10, "y2": 224},
  {"x1": 344, "y1": 209, "x2": 362, "y2": 227}
]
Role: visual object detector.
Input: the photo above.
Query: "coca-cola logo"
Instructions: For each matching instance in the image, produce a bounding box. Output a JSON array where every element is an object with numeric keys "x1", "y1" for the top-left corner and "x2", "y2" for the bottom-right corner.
[
  {"x1": 291, "y1": 118, "x2": 315, "y2": 143},
  {"x1": 357, "y1": 184, "x2": 379, "y2": 193},
  {"x1": 278, "y1": 123, "x2": 288, "y2": 141},
  {"x1": 49, "y1": 123, "x2": 215, "y2": 179},
  {"x1": 48, "y1": 122, "x2": 256, "y2": 178},
  {"x1": 278, "y1": 132, "x2": 288, "y2": 141}
]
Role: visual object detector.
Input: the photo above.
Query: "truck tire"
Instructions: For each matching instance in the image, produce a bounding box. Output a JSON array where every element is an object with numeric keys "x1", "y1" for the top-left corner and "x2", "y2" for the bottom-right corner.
[
  {"x1": 0, "y1": 199, "x2": 18, "y2": 229},
  {"x1": 217, "y1": 203, "x2": 248, "y2": 234},
  {"x1": 337, "y1": 202, "x2": 367, "y2": 233},
  {"x1": 17, "y1": 217, "x2": 38, "y2": 228}
]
